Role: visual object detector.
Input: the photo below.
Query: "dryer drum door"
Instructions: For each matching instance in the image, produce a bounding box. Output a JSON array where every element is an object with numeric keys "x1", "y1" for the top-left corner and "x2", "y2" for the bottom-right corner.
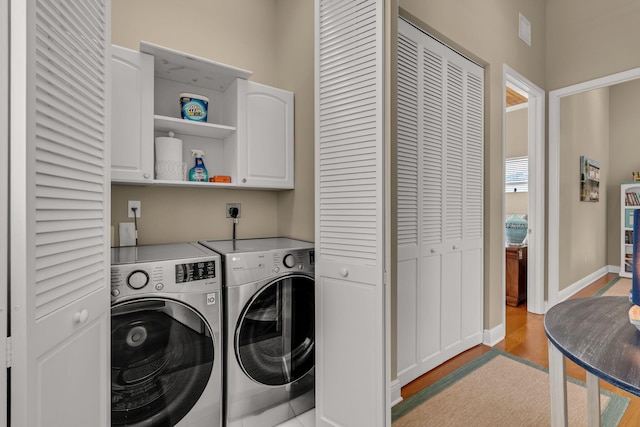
[
  {"x1": 235, "y1": 275, "x2": 314, "y2": 386},
  {"x1": 111, "y1": 298, "x2": 214, "y2": 426}
]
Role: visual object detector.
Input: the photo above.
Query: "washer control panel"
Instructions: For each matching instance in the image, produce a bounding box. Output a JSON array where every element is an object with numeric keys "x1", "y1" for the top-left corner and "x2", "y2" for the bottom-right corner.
[{"x1": 111, "y1": 256, "x2": 220, "y2": 299}]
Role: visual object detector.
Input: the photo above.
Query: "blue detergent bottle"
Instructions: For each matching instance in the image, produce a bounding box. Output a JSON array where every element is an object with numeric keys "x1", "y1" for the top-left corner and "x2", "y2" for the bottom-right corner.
[{"x1": 189, "y1": 149, "x2": 208, "y2": 182}]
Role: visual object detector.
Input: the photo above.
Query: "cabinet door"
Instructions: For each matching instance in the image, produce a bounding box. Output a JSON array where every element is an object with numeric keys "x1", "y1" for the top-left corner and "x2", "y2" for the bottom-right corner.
[
  {"x1": 236, "y1": 80, "x2": 294, "y2": 189},
  {"x1": 111, "y1": 45, "x2": 154, "y2": 182},
  {"x1": 10, "y1": 0, "x2": 110, "y2": 425}
]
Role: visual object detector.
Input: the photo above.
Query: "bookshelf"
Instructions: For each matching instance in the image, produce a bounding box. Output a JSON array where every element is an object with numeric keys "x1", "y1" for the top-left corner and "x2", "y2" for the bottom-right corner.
[{"x1": 621, "y1": 183, "x2": 640, "y2": 277}]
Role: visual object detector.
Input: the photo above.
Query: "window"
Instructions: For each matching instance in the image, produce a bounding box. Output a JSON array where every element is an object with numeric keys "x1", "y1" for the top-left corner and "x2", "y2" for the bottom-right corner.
[{"x1": 506, "y1": 156, "x2": 528, "y2": 193}]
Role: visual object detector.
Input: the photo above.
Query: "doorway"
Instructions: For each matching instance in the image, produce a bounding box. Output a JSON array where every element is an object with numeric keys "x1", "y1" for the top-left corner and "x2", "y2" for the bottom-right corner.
[
  {"x1": 502, "y1": 66, "x2": 545, "y2": 323},
  {"x1": 548, "y1": 67, "x2": 640, "y2": 307}
]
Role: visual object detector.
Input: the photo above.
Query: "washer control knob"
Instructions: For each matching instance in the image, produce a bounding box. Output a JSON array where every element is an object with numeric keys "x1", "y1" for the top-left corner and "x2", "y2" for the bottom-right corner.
[
  {"x1": 127, "y1": 270, "x2": 149, "y2": 290},
  {"x1": 155, "y1": 283, "x2": 164, "y2": 291},
  {"x1": 111, "y1": 288, "x2": 120, "y2": 297},
  {"x1": 283, "y1": 254, "x2": 296, "y2": 269},
  {"x1": 274, "y1": 267, "x2": 280, "y2": 273}
]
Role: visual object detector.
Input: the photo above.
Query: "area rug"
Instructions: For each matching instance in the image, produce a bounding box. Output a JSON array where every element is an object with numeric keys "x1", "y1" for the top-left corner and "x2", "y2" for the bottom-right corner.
[
  {"x1": 594, "y1": 276, "x2": 632, "y2": 298},
  {"x1": 392, "y1": 349, "x2": 629, "y2": 426}
]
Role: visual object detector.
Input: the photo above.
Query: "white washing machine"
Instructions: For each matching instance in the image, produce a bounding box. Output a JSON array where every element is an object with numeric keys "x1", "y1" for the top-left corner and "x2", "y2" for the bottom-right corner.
[
  {"x1": 199, "y1": 238, "x2": 315, "y2": 427},
  {"x1": 110, "y1": 243, "x2": 223, "y2": 427}
]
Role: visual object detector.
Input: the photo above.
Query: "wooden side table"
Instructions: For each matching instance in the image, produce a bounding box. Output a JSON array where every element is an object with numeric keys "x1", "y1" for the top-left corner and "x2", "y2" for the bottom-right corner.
[{"x1": 505, "y1": 245, "x2": 527, "y2": 306}]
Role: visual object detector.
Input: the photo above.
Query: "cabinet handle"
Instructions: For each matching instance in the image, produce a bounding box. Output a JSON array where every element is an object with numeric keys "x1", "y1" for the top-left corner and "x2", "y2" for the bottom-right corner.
[
  {"x1": 143, "y1": 173, "x2": 150, "y2": 179},
  {"x1": 339, "y1": 267, "x2": 349, "y2": 277},
  {"x1": 452, "y1": 245, "x2": 458, "y2": 250},
  {"x1": 242, "y1": 178, "x2": 246, "y2": 183},
  {"x1": 430, "y1": 249, "x2": 436, "y2": 254},
  {"x1": 73, "y1": 309, "x2": 89, "y2": 324}
]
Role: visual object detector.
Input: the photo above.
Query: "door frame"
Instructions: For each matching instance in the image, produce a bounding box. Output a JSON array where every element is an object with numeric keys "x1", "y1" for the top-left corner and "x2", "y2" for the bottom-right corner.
[
  {"x1": 548, "y1": 67, "x2": 640, "y2": 308},
  {"x1": 0, "y1": 0, "x2": 8, "y2": 424},
  {"x1": 502, "y1": 65, "x2": 545, "y2": 316}
]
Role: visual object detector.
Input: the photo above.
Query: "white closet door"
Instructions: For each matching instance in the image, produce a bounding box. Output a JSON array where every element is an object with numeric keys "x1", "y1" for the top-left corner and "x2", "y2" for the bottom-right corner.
[
  {"x1": 10, "y1": 1, "x2": 111, "y2": 425},
  {"x1": 315, "y1": 0, "x2": 388, "y2": 426},
  {"x1": 397, "y1": 18, "x2": 483, "y2": 387}
]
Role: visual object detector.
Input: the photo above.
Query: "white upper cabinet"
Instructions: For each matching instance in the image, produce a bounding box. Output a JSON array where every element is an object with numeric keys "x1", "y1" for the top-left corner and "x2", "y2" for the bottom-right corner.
[
  {"x1": 233, "y1": 80, "x2": 294, "y2": 189},
  {"x1": 111, "y1": 45, "x2": 154, "y2": 182},
  {"x1": 110, "y1": 42, "x2": 295, "y2": 190}
]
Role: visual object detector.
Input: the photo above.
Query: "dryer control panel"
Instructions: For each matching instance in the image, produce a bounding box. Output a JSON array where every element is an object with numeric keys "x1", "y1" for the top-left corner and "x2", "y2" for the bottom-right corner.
[
  {"x1": 110, "y1": 256, "x2": 220, "y2": 299},
  {"x1": 222, "y1": 249, "x2": 315, "y2": 287}
]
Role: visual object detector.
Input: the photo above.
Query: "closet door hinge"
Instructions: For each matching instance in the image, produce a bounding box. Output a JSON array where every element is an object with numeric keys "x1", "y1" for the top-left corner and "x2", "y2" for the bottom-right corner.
[{"x1": 5, "y1": 336, "x2": 11, "y2": 368}]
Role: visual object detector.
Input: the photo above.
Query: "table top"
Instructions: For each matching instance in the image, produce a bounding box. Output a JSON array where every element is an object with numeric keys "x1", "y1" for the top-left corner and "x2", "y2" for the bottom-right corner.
[{"x1": 545, "y1": 296, "x2": 640, "y2": 397}]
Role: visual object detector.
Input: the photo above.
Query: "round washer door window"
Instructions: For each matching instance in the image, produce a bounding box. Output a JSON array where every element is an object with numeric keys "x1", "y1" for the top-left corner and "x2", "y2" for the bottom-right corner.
[
  {"x1": 235, "y1": 275, "x2": 314, "y2": 386},
  {"x1": 111, "y1": 298, "x2": 214, "y2": 426}
]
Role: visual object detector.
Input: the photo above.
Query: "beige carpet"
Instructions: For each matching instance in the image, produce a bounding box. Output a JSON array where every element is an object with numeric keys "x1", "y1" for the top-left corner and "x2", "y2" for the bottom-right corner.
[
  {"x1": 392, "y1": 350, "x2": 629, "y2": 426},
  {"x1": 597, "y1": 277, "x2": 632, "y2": 297}
]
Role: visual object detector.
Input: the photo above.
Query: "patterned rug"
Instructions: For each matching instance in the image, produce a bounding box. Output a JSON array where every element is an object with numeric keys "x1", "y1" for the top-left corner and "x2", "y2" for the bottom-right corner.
[{"x1": 392, "y1": 349, "x2": 629, "y2": 426}]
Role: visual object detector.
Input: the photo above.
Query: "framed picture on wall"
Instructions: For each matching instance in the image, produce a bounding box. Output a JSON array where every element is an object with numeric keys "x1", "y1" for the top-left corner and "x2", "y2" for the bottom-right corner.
[{"x1": 580, "y1": 155, "x2": 600, "y2": 202}]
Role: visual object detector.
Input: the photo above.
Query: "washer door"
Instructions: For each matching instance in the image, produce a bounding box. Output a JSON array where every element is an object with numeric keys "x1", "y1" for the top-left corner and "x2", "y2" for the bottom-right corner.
[
  {"x1": 111, "y1": 298, "x2": 214, "y2": 426},
  {"x1": 235, "y1": 275, "x2": 314, "y2": 386}
]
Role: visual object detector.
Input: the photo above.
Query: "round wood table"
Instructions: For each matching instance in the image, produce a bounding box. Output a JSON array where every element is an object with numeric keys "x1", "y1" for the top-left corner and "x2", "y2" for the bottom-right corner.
[{"x1": 545, "y1": 296, "x2": 640, "y2": 426}]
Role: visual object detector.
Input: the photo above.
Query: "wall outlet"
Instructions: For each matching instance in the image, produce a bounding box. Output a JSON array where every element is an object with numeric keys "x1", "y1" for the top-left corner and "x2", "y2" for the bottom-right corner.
[
  {"x1": 226, "y1": 203, "x2": 241, "y2": 218},
  {"x1": 128, "y1": 200, "x2": 141, "y2": 218}
]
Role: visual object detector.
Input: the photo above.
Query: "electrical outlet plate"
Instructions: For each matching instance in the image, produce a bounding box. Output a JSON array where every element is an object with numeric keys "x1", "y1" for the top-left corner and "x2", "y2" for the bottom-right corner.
[
  {"x1": 226, "y1": 203, "x2": 241, "y2": 218},
  {"x1": 128, "y1": 200, "x2": 141, "y2": 218}
]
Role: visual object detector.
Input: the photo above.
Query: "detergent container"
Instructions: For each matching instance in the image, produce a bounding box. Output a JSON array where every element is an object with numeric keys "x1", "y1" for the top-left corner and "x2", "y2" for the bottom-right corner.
[
  {"x1": 154, "y1": 132, "x2": 183, "y2": 180},
  {"x1": 180, "y1": 93, "x2": 208, "y2": 122},
  {"x1": 189, "y1": 149, "x2": 209, "y2": 182}
]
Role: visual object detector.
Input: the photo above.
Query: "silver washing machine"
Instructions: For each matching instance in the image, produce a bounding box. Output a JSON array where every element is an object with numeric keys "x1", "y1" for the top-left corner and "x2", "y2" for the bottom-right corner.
[
  {"x1": 110, "y1": 242, "x2": 223, "y2": 427},
  {"x1": 199, "y1": 238, "x2": 315, "y2": 427}
]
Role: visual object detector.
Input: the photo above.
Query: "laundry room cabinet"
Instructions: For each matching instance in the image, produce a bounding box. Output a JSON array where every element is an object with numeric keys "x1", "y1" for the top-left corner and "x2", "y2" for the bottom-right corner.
[{"x1": 110, "y1": 42, "x2": 294, "y2": 189}]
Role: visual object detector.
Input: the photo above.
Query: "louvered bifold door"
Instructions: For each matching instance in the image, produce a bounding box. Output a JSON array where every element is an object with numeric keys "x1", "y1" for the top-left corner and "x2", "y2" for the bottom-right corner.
[
  {"x1": 397, "y1": 18, "x2": 483, "y2": 387},
  {"x1": 315, "y1": 0, "x2": 388, "y2": 426},
  {"x1": 396, "y1": 30, "x2": 421, "y2": 386},
  {"x1": 10, "y1": 1, "x2": 111, "y2": 425}
]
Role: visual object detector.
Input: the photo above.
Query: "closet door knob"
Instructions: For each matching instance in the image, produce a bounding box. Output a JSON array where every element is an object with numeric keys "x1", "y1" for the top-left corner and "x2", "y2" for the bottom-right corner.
[
  {"x1": 339, "y1": 267, "x2": 349, "y2": 277},
  {"x1": 73, "y1": 309, "x2": 89, "y2": 324}
]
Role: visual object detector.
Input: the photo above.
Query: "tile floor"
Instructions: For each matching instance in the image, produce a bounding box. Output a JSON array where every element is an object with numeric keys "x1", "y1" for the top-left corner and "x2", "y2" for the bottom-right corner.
[{"x1": 274, "y1": 408, "x2": 315, "y2": 427}]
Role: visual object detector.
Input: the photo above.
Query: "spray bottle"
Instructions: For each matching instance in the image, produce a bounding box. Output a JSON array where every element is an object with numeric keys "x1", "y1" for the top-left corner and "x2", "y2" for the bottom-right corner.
[{"x1": 189, "y1": 149, "x2": 208, "y2": 182}]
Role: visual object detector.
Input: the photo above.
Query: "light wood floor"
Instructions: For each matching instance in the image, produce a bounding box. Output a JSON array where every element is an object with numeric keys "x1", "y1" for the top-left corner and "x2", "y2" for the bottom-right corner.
[{"x1": 400, "y1": 272, "x2": 640, "y2": 426}]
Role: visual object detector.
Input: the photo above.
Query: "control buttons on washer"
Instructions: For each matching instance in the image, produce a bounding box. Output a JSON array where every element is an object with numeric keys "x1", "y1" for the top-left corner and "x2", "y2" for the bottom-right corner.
[
  {"x1": 155, "y1": 283, "x2": 164, "y2": 291},
  {"x1": 111, "y1": 288, "x2": 120, "y2": 297},
  {"x1": 127, "y1": 270, "x2": 149, "y2": 290},
  {"x1": 274, "y1": 267, "x2": 280, "y2": 273},
  {"x1": 283, "y1": 254, "x2": 296, "y2": 268}
]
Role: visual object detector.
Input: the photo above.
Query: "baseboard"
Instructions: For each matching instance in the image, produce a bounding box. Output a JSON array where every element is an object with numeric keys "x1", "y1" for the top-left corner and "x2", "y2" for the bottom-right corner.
[
  {"x1": 557, "y1": 265, "x2": 612, "y2": 302},
  {"x1": 608, "y1": 264, "x2": 620, "y2": 274},
  {"x1": 483, "y1": 322, "x2": 505, "y2": 347},
  {"x1": 391, "y1": 379, "x2": 403, "y2": 406}
]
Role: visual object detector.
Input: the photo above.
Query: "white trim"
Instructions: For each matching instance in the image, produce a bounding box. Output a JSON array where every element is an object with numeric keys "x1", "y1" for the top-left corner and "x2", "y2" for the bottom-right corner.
[
  {"x1": 548, "y1": 67, "x2": 640, "y2": 309},
  {"x1": 503, "y1": 65, "x2": 546, "y2": 317},
  {"x1": 506, "y1": 102, "x2": 529, "y2": 113},
  {"x1": 390, "y1": 379, "x2": 403, "y2": 407},
  {"x1": 557, "y1": 266, "x2": 611, "y2": 302},
  {"x1": 608, "y1": 264, "x2": 620, "y2": 274},
  {"x1": 0, "y1": 0, "x2": 8, "y2": 422},
  {"x1": 483, "y1": 323, "x2": 505, "y2": 347}
]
